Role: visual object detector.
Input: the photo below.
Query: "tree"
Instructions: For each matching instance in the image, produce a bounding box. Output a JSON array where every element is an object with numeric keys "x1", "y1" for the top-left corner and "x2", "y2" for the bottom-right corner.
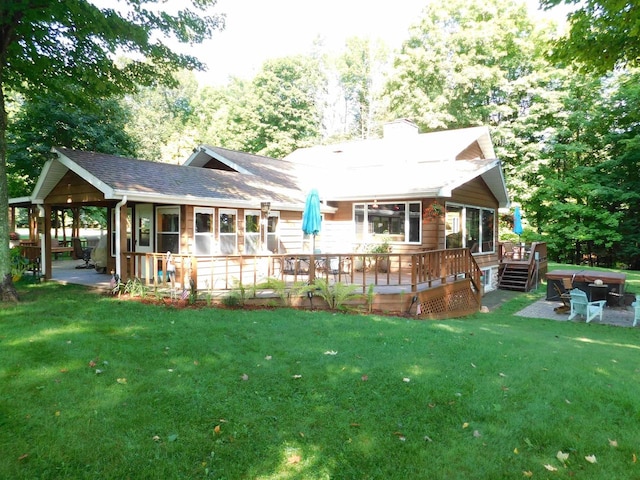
[
  {"x1": 7, "y1": 92, "x2": 137, "y2": 197},
  {"x1": 232, "y1": 56, "x2": 325, "y2": 158},
  {"x1": 540, "y1": 0, "x2": 640, "y2": 73},
  {"x1": 386, "y1": 0, "x2": 547, "y2": 131},
  {"x1": 334, "y1": 37, "x2": 389, "y2": 139},
  {"x1": 0, "y1": 0, "x2": 224, "y2": 301}
]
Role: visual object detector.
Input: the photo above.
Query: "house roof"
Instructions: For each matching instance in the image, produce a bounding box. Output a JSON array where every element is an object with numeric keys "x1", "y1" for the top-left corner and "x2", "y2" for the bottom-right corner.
[
  {"x1": 284, "y1": 126, "x2": 509, "y2": 207},
  {"x1": 25, "y1": 125, "x2": 509, "y2": 211},
  {"x1": 31, "y1": 148, "x2": 310, "y2": 211}
]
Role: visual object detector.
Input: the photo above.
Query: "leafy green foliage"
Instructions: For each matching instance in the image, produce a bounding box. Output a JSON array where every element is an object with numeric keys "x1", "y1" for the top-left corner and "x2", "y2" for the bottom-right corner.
[
  {"x1": 541, "y1": 0, "x2": 640, "y2": 73},
  {"x1": 310, "y1": 278, "x2": 360, "y2": 311}
]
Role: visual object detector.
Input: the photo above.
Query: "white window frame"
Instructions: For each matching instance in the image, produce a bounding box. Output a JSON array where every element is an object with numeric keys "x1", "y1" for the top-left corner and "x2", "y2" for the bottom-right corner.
[
  {"x1": 194, "y1": 207, "x2": 215, "y2": 255},
  {"x1": 266, "y1": 211, "x2": 280, "y2": 253},
  {"x1": 244, "y1": 209, "x2": 261, "y2": 254},
  {"x1": 219, "y1": 208, "x2": 237, "y2": 254},
  {"x1": 445, "y1": 203, "x2": 495, "y2": 254},
  {"x1": 156, "y1": 206, "x2": 180, "y2": 254},
  {"x1": 353, "y1": 201, "x2": 422, "y2": 245}
]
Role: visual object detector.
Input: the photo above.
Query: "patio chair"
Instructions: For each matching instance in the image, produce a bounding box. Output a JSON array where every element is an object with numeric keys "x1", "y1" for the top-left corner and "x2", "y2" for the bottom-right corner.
[
  {"x1": 568, "y1": 288, "x2": 606, "y2": 323},
  {"x1": 553, "y1": 277, "x2": 574, "y2": 313},
  {"x1": 72, "y1": 237, "x2": 93, "y2": 269},
  {"x1": 632, "y1": 295, "x2": 640, "y2": 327}
]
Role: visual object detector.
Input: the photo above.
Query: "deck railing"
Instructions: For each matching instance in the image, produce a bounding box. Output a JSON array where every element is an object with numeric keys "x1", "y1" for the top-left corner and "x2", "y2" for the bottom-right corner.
[{"x1": 122, "y1": 248, "x2": 482, "y2": 296}]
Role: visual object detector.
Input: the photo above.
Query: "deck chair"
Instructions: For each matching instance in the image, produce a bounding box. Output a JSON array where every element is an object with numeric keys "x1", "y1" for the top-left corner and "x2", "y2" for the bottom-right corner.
[
  {"x1": 553, "y1": 277, "x2": 574, "y2": 313},
  {"x1": 72, "y1": 237, "x2": 93, "y2": 269},
  {"x1": 328, "y1": 257, "x2": 350, "y2": 283},
  {"x1": 632, "y1": 295, "x2": 640, "y2": 327},
  {"x1": 568, "y1": 288, "x2": 606, "y2": 323}
]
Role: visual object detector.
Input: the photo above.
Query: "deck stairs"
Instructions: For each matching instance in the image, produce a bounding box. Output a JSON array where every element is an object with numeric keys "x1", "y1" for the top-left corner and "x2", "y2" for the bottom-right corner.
[{"x1": 498, "y1": 262, "x2": 530, "y2": 291}]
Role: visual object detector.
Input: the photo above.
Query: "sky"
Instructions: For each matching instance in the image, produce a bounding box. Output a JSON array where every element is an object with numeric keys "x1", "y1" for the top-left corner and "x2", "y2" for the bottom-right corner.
[{"x1": 183, "y1": 0, "x2": 571, "y2": 86}]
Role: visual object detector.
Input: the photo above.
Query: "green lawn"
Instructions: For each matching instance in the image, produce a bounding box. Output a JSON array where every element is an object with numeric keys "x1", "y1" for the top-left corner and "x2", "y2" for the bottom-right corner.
[{"x1": 1, "y1": 276, "x2": 640, "y2": 479}]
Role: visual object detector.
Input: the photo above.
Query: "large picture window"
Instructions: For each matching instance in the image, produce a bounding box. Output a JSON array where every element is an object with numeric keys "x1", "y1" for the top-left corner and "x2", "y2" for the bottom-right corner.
[
  {"x1": 445, "y1": 203, "x2": 495, "y2": 253},
  {"x1": 157, "y1": 207, "x2": 180, "y2": 254},
  {"x1": 194, "y1": 208, "x2": 215, "y2": 255},
  {"x1": 354, "y1": 202, "x2": 421, "y2": 244}
]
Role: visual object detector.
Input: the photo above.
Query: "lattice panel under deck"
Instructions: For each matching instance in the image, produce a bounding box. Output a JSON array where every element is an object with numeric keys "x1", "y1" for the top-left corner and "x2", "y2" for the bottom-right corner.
[{"x1": 416, "y1": 281, "x2": 480, "y2": 318}]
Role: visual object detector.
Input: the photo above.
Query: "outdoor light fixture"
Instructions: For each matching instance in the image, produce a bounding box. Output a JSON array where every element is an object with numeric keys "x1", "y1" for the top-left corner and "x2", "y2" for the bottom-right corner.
[{"x1": 261, "y1": 201, "x2": 271, "y2": 215}]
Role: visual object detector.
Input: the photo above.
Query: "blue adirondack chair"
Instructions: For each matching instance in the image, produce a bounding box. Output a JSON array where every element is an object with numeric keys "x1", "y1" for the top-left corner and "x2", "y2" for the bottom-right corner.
[{"x1": 568, "y1": 289, "x2": 606, "y2": 323}]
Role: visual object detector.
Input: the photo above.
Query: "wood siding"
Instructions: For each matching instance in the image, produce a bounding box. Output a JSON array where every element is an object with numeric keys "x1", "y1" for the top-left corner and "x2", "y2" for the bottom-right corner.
[{"x1": 46, "y1": 170, "x2": 106, "y2": 206}]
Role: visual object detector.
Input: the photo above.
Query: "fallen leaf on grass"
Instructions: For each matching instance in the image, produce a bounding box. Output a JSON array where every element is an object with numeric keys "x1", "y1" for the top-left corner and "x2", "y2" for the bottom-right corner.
[
  {"x1": 287, "y1": 454, "x2": 301, "y2": 464},
  {"x1": 633, "y1": 453, "x2": 637, "y2": 463},
  {"x1": 403, "y1": 377, "x2": 411, "y2": 382},
  {"x1": 241, "y1": 374, "x2": 249, "y2": 381},
  {"x1": 18, "y1": 453, "x2": 29, "y2": 461},
  {"x1": 609, "y1": 438, "x2": 618, "y2": 447},
  {"x1": 168, "y1": 434, "x2": 178, "y2": 442},
  {"x1": 462, "y1": 422, "x2": 469, "y2": 429},
  {"x1": 499, "y1": 372, "x2": 507, "y2": 377},
  {"x1": 265, "y1": 355, "x2": 272, "y2": 360},
  {"x1": 214, "y1": 425, "x2": 221, "y2": 434},
  {"x1": 324, "y1": 350, "x2": 337, "y2": 355},
  {"x1": 557, "y1": 451, "x2": 569, "y2": 463},
  {"x1": 424, "y1": 435, "x2": 433, "y2": 442},
  {"x1": 116, "y1": 378, "x2": 127, "y2": 384},
  {"x1": 522, "y1": 471, "x2": 533, "y2": 477},
  {"x1": 59, "y1": 369, "x2": 68, "y2": 373},
  {"x1": 473, "y1": 430, "x2": 482, "y2": 438},
  {"x1": 152, "y1": 435, "x2": 161, "y2": 442},
  {"x1": 361, "y1": 374, "x2": 368, "y2": 381},
  {"x1": 544, "y1": 464, "x2": 558, "y2": 471},
  {"x1": 471, "y1": 363, "x2": 476, "y2": 368},
  {"x1": 585, "y1": 455, "x2": 597, "y2": 464},
  {"x1": 292, "y1": 374, "x2": 302, "y2": 379},
  {"x1": 514, "y1": 448, "x2": 519, "y2": 454}
]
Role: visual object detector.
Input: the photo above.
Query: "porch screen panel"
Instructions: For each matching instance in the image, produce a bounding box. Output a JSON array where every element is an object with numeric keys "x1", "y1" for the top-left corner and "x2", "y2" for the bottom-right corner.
[
  {"x1": 194, "y1": 208, "x2": 215, "y2": 255},
  {"x1": 445, "y1": 204, "x2": 496, "y2": 254},
  {"x1": 481, "y1": 209, "x2": 495, "y2": 253},
  {"x1": 244, "y1": 211, "x2": 260, "y2": 254},
  {"x1": 219, "y1": 209, "x2": 237, "y2": 254},
  {"x1": 466, "y1": 207, "x2": 480, "y2": 253},
  {"x1": 110, "y1": 208, "x2": 132, "y2": 256},
  {"x1": 157, "y1": 207, "x2": 180, "y2": 254},
  {"x1": 266, "y1": 213, "x2": 279, "y2": 253},
  {"x1": 445, "y1": 205, "x2": 463, "y2": 248}
]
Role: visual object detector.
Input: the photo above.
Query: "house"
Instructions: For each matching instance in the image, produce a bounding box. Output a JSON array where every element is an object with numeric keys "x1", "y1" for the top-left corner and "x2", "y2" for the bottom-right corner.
[{"x1": 11, "y1": 120, "x2": 513, "y2": 315}]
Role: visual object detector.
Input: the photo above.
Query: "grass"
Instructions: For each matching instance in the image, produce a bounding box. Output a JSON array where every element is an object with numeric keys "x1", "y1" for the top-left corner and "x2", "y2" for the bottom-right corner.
[{"x1": 2, "y1": 275, "x2": 640, "y2": 479}]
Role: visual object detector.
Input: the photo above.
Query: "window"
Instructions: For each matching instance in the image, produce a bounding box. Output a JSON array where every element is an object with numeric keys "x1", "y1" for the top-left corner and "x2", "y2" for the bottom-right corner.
[
  {"x1": 353, "y1": 202, "x2": 422, "y2": 244},
  {"x1": 244, "y1": 210, "x2": 260, "y2": 254},
  {"x1": 194, "y1": 208, "x2": 215, "y2": 255},
  {"x1": 219, "y1": 209, "x2": 237, "y2": 254},
  {"x1": 445, "y1": 203, "x2": 495, "y2": 254},
  {"x1": 266, "y1": 213, "x2": 279, "y2": 253},
  {"x1": 157, "y1": 207, "x2": 180, "y2": 254}
]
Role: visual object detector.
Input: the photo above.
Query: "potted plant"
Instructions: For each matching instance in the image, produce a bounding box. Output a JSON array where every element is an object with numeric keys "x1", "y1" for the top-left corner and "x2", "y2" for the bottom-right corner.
[
  {"x1": 367, "y1": 237, "x2": 392, "y2": 273},
  {"x1": 423, "y1": 202, "x2": 444, "y2": 223}
]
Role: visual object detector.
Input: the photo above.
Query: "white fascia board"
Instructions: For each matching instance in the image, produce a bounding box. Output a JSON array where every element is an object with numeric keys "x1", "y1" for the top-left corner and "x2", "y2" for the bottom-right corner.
[
  {"x1": 113, "y1": 190, "x2": 337, "y2": 214},
  {"x1": 201, "y1": 146, "x2": 253, "y2": 175},
  {"x1": 53, "y1": 149, "x2": 117, "y2": 199}
]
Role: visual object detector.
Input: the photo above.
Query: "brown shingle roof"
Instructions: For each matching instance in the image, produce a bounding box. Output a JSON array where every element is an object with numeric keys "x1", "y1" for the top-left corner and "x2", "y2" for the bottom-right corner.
[{"x1": 54, "y1": 148, "x2": 306, "y2": 206}]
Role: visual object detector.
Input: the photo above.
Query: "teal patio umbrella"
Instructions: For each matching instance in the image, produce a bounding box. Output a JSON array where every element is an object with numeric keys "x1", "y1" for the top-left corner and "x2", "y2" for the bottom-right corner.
[
  {"x1": 513, "y1": 206, "x2": 523, "y2": 238},
  {"x1": 302, "y1": 188, "x2": 321, "y2": 252}
]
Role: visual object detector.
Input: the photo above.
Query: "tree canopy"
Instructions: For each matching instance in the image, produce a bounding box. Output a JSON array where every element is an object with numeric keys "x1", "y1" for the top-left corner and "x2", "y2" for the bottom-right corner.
[
  {"x1": 0, "y1": 0, "x2": 224, "y2": 300},
  {"x1": 541, "y1": 0, "x2": 640, "y2": 73}
]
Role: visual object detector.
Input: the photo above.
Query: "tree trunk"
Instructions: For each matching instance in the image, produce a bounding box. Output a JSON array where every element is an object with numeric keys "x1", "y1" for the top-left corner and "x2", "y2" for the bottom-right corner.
[
  {"x1": 0, "y1": 76, "x2": 18, "y2": 302},
  {"x1": 1, "y1": 273, "x2": 18, "y2": 302}
]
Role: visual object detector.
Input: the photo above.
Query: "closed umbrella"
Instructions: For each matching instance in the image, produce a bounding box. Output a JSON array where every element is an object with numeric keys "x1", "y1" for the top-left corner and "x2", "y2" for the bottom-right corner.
[
  {"x1": 513, "y1": 206, "x2": 523, "y2": 238},
  {"x1": 302, "y1": 188, "x2": 322, "y2": 252}
]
